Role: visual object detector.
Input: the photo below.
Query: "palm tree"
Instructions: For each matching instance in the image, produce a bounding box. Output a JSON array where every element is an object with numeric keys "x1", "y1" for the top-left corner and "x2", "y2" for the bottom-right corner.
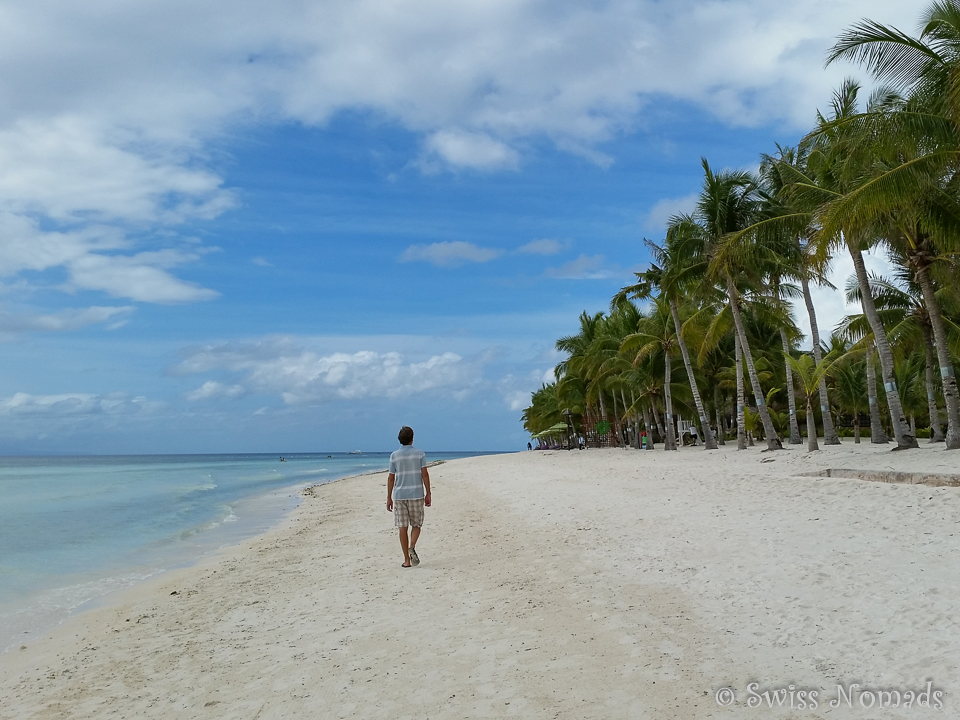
[
  {"x1": 788, "y1": 81, "x2": 918, "y2": 449},
  {"x1": 699, "y1": 293, "x2": 752, "y2": 448},
  {"x1": 600, "y1": 299, "x2": 649, "y2": 447},
  {"x1": 815, "y1": 102, "x2": 960, "y2": 448},
  {"x1": 895, "y1": 353, "x2": 930, "y2": 435},
  {"x1": 556, "y1": 311, "x2": 620, "y2": 447},
  {"x1": 755, "y1": 146, "x2": 843, "y2": 445},
  {"x1": 695, "y1": 332, "x2": 734, "y2": 445},
  {"x1": 834, "y1": 298, "x2": 896, "y2": 443},
  {"x1": 770, "y1": 273, "x2": 803, "y2": 445},
  {"x1": 622, "y1": 297, "x2": 682, "y2": 450},
  {"x1": 632, "y1": 365, "x2": 662, "y2": 450},
  {"x1": 833, "y1": 356, "x2": 868, "y2": 442},
  {"x1": 787, "y1": 353, "x2": 840, "y2": 451},
  {"x1": 843, "y1": 270, "x2": 948, "y2": 441},
  {"x1": 825, "y1": 8, "x2": 960, "y2": 448},
  {"x1": 827, "y1": 0, "x2": 960, "y2": 124},
  {"x1": 523, "y1": 382, "x2": 574, "y2": 438},
  {"x1": 694, "y1": 159, "x2": 782, "y2": 449},
  {"x1": 617, "y1": 233, "x2": 718, "y2": 449},
  {"x1": 864, "y1": 340, "x2": 889, "y2": 443},
  {"x1": 523, "y1": 3, "x2": 960, "y2": 455}
]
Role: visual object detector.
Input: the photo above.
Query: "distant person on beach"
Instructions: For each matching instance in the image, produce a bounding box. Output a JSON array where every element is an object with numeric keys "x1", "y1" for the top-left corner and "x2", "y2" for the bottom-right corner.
[{"x1": 386, "y1": 426, "x2": 431, "y2": 568}]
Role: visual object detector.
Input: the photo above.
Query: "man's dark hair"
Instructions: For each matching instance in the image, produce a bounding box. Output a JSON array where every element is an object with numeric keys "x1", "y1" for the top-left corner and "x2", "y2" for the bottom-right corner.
[{"x1": 398, "y1": 426, "x2": 414, "y2": 445}]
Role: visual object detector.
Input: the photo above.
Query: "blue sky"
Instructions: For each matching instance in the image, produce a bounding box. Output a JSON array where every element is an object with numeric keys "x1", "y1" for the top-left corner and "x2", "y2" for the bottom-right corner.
[{"x1": 0, "y1": 0, "x2": 914, "y2": 453}]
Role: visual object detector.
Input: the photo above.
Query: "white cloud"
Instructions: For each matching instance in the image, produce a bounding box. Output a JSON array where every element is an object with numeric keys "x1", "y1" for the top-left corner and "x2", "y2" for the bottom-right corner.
[
  {"x1": 0, "y1": 118, "x2": 232, "y2": 224},
  {"x1": 422, "y1": 130, "x2": 519, "y2": 171},
  {"x1": 251, "y1": 256, "x2": 272, "y2": 267},
  {"x1": 504, "y1": 390, "x2": 529, "y2": 412},
  {"x1": 544, "y1": 254, "x2": 617, "y2": 280},
  {"x1": 644, "y1": 193, "x2": 700, "y2": 232},
  {"x1": 517, "y1": 238, "x2": 565, "y2": 256},
  {"x1": 173, "y1": 337, "x2": 489, "y2": 404},
  {"x1": 0, "y1": 0, "x2": 919, "y2": 316},
  {"x1": 497, "y1": 368, "x2": 553, "y2": 413},
  {"x1": 0, "y1": 305, "x2": 134, "y2": 333},
  {"x1": 67, "y1": 250, "x2": 219, "y2": 303},
  {"x1": 0, "y1": 210, "x2": 218, "y2": 305},
  {"x1": 0, "y1": 213, "x2": 119, "y2": 276},
  {"x1": 185, "y1": 380, "x2": 246, "y2": 402},
  {"x1": 400, "y1": 241, "x2": 503, "y2": 268},
  {"x1": 0, "y1": 392, "x2": 156, "y2": 416}
]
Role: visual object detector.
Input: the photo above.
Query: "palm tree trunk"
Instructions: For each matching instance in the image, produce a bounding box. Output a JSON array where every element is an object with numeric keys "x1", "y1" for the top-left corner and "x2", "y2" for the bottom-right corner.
[
  {"x1": 801, "y1": 275, "x2": 840, "y2": 444},
  {"x1": 612, "y1": 392, "x2": 622, "y2": 447},
  {"x1": 611, "y1": 391, "x2": 621, "y2": 448},
  {"x1": 850, "y1": 247, "x2": 917, "y2": 449},
  {"x1": 780, "y1": 328, "x2": 802, "y2": 444},
  {"x1": 643, "y1": 403, "x2": 656, "y2": 450},
  {"x1": 921, "y1": 325, "x2": 945, "y2": 442},
  {"x1": 629, "y1": 391, "x2": 640, "y2": 449},
  {"x1": 914, "y1": 263, "x2": 960, "y2": 449},
  {"x1": 854, "y1": 413, "x2": 861, "y2": 443},
  {"x1": 727, "y1": 282, "x2": 780, "y2": 450},
  {"x1": 663, "y1": 353, "x2": 677, "y2": 451},
  {"x1": 817, "y1": 377, "x2": 840, "y2": 444},
  {"x1": 597, "y1": 390, "x2": 611, "y2": 447},
  {"x1": 713, "y1": 386, "x2": 726, "y2": 445},
  {"x1": 583, "y1": 404, "x2": 600, "y2": 447},
  {"x1": 652, "y1": 403, "x2": 665, "y2": 444},
  {"x1": 806, "y1": 396, "x2": 819, "y2": 451},
  {"x1": 668, "y1": 299, "x2": 717, "y2": 449},
  {"x1": 621, "y1": 389, "x2": 632, "y2": 448},
  {"x1": 865, "y1": 341, "x2": 887, "y2": 443},
  {"x1": 735, "y1": 332, "x2": 747, "y2": 450},
  {"x1": 622, "y1": 392, "x2": 632, "y2": 448}
]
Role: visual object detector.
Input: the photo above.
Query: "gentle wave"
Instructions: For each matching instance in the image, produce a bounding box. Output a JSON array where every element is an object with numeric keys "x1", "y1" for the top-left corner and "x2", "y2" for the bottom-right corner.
[
  {"x1": 0, "y1": 569, "x2": 162, "y2": 654},
  {"x1": 176, "y1": 482, "x2": 218, "y2": 494}
]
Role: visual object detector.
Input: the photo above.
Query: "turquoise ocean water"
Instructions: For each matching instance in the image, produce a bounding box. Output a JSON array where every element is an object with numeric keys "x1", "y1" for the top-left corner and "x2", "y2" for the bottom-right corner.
[{"x1": 0, "y1": 451, "x2": 492, "y2": 652}]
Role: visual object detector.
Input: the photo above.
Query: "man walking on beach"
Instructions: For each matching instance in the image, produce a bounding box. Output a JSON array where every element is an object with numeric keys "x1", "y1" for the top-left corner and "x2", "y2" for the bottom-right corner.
[{"x1": 386, "y1": 426, "x2": 431, "y2": 568}]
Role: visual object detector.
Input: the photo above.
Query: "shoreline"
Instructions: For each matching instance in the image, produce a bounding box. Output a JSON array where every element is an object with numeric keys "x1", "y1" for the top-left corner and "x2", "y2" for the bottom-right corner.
[
  {"x1": 0, "y1": 478, "x2": 310, "y2": 656},
  {"x1": 2, "y1": 444, "x2": 958, "y2": 719},
  {"x1": 0, "y1": 454, "x2": 462, "y2": 655}
]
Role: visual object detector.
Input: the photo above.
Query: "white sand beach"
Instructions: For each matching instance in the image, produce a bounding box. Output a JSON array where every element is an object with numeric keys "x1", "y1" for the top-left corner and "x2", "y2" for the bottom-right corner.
[{"x1": 2, "y1": 444, "x2": 959, "y2": 719}]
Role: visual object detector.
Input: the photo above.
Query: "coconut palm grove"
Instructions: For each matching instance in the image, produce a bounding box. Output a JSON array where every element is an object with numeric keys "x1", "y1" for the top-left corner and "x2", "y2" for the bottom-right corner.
[{"x1": 523, "y1": 3, "x2": 960, "y2": 454}]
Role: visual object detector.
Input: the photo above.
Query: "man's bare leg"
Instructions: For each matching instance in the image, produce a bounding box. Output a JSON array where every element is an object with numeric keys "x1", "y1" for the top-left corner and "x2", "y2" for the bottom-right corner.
[
  {"x1": 398, "y1": 527, "x2": 411, "y2": 566},
  {"x1": 410, "y1": 526, "x2": 421, "y2": 551}
]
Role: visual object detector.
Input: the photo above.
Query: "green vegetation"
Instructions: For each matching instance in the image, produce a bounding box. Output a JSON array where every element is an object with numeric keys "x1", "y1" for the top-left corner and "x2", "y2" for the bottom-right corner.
[{"x1": 523, "y1": 2, "x2": 960, "y2": 451}]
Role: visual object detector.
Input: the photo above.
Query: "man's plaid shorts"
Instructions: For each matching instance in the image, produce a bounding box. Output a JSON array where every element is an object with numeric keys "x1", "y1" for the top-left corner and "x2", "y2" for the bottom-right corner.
[{"x1": 393, "y1": 498, "x2": 425, "y2": 527}]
